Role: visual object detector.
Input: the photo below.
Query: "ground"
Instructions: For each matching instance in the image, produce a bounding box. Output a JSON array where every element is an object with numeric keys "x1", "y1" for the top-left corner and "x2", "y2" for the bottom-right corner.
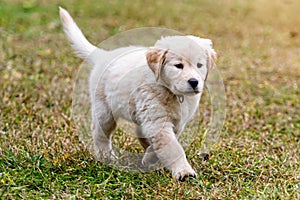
[{"x1": 0, "y1": 0, "x2": 299, "y2": 199}]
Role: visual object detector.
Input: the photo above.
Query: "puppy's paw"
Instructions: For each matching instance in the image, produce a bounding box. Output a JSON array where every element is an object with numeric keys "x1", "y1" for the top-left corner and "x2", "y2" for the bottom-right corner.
[
  {"x1": 173, "y1": 167, "x2": 198, "y2": 182},
  {"x1": 94, "y1": 149, "x2": 117, "y2": 164}
]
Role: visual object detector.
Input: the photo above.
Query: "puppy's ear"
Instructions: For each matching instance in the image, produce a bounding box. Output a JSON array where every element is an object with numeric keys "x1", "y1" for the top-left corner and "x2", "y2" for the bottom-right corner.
[
  {"x1": 146, "y1": 48, "x2": 168, "y2": 81},
  {"x1": 205, "y1": 49, "x2": 217, "y2": 81},
  {"x1": 206, "y1": 48, "x2": 217, "y2": 71}
]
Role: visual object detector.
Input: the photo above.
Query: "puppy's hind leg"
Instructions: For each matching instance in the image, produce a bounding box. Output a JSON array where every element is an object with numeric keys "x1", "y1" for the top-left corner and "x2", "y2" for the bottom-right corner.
[
  {"x1": 136, "y1": 126, "x2": 150, "y2": 149},
  {"x1": 136, "y1": 126, "x2": 159, "y2": 168},
  {"x1": 92, "y1": 101, "x2": 116, "y2": 162}
]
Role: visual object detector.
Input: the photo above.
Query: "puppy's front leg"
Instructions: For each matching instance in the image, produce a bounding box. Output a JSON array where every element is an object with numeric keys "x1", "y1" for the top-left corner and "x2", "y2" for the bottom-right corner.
[{"x1": 147, "y1": 123, "x2": 197, "y2": 181}]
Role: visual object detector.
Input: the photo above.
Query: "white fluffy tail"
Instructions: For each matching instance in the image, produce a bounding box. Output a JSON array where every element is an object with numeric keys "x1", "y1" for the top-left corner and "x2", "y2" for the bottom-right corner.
[{"x1": 59, "y1": 7, "x2": 97, "y2": 60}]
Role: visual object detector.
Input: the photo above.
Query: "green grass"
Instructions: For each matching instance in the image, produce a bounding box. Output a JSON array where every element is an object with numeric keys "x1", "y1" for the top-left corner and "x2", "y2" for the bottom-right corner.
[{"x1": 1, "y1": 0, "x2": 299, "y2": 199}]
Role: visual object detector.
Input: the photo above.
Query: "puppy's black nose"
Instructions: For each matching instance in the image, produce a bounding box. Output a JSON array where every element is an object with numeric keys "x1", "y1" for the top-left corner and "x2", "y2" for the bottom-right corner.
[{"x1": 188, "y1": 78, "x2": 198, "y2": 89}]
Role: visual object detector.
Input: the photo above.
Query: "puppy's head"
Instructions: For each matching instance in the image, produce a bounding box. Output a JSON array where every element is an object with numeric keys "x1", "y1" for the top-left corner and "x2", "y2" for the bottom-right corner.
[{"x1": 146, "y1": 36, "x2": 216, "y2": 96}]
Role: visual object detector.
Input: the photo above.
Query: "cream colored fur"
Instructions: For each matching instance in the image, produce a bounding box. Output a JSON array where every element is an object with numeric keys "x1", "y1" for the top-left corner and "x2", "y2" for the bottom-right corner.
[{"x1": 59, "y1": 7, "x2": 216, "y2": 181}]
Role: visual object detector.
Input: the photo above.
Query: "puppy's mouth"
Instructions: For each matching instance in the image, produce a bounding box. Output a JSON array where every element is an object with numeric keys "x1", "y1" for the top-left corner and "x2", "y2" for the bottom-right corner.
[
  {"x1": 193, "y1": 90, "x2": 201, "y2": 94},
  {"x1": 186, "y1": 89, "x2": 201, "y2": 95},
  {"x1": 174, "y1": 87, "x2": 202, "y2": 96}
]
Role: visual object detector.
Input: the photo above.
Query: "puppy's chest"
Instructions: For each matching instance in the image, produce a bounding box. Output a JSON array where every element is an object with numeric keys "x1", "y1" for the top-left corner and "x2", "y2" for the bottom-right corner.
[
  {"x1": 175, "y1": 95, "x2": 201, "y2": 132},
  {"x1": 129, "y1": 85, "x2": 199, "y2": 128}
]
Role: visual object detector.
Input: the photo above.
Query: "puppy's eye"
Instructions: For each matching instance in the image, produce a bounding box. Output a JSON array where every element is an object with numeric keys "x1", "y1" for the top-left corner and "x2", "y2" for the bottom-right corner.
[
  {"x1": 174, "y1": 63, "x2": 184, "y2": 69},
  {"x1": 197, "y1": 63, "x2": 203, "y2": 68}
]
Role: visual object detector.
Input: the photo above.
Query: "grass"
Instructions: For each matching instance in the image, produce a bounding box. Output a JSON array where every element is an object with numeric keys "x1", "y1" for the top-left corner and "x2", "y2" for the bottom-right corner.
[{"x1": 0, "y1": 0, "x2": 299, "y2": 199}]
